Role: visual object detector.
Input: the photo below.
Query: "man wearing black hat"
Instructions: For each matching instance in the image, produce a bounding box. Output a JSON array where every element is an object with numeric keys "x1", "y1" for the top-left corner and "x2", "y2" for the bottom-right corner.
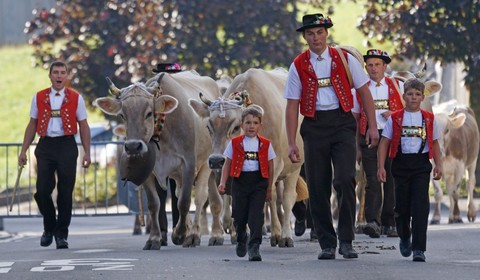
[
  {"x1": 284, "y1": 13, "x2": 379, "y2": 260},
  {"x1": 355, "y1": 49, "x2": 404, "y2": 239}
]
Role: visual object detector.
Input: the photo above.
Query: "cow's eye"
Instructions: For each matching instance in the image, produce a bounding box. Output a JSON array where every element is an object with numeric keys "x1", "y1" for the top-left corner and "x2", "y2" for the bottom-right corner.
[{"x1": 146, "y1": 112, "x2": 153, "y2": 119}]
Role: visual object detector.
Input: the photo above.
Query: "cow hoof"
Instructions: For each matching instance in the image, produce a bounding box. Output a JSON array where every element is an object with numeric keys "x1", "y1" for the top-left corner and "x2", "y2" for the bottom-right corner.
[
  {"x1": 143, "y1": 240, "x2": 161, "y2": 250},
  {"x1": 182, "y1": 235, "x2": 200, "y2": 247},
  {"x1": 143, "y1": 240, "x2": 152, "y2": 250},
  {"x1": 429, "y1": 219, "x2": 440, "y2": 225},
  {"x1": 133, "y1": 228, "x2": 142, "y2": 235},
  {"x1": 270, "y1": 236, "x2": 280, "y2": 247},
  {"x1": 208, "y1": 236, "x2": 224, "y2": 246},
  {"x1": 172, "y1": 235, "x2": 185, "y2": 246},
  {"x1": 355, "y1": 224, "x2": 365, "y2": 234},
  {"x1": 448, "y1": 218, "x2": 463, "y2": 224},
  {"x1": 278, "y1": 238, "x2": 294, "y2": 248}
]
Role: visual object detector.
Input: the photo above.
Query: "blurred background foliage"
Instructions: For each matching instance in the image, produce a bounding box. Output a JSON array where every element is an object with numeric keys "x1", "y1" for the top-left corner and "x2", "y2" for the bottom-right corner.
[{"x1": 22, "y1": 0, "x2": 480, "y2": 129}]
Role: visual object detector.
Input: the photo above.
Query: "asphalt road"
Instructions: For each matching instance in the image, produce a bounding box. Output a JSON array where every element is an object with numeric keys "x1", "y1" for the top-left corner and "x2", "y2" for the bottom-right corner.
[{"x1": 1, "y1": 206, "x2": 479, "y2": 280}]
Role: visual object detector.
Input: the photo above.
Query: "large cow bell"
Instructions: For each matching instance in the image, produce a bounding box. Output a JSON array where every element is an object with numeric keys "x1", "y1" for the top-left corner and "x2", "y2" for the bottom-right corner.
[{"x1": 119, "y1": 141, "x2": 157, "y2": 186}]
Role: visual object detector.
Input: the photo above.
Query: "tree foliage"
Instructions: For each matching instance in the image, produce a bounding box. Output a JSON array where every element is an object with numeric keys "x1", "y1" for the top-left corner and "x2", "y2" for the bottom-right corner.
[
  {"x1": 358, "y1": 0, "x2": 480, "y2": 111},
  {"x1": 25, "y1": 0, "x2": 322, "y2": 105}
]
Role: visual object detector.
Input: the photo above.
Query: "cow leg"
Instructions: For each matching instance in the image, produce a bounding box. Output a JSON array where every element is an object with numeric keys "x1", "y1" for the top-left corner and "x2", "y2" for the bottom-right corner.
[
  {"x1": 133, "y1": 214, "x2": 143, "y2": 235},
  {"x1": 355, "y1": 163, "x2": 367, "y2": 232},
  {"x1": 466, "y1": 164, "x2": 477, "y2": 222},
  {"x1": 172, "y1": 170, "x2": 194, "y2": 246},
  {"x1": 184, "y1": 166, "x2": 210, "y2": 247},
  {"x1": 278, "y1": 175, "x2": 297, "y2": 248},
  {"x1": 143, "y1": 176, "x2": 162, "y2": 250},
  {"x1": 447, "y1": 161, "x2": 465, "y2": 223},
  {"x1": 430, "y1": 172, "x2": 443, "y2": 225},
  {"x1": 269, "y1": 181, "x2": 282, "y2": 247},
  {"x1": 207, "y1": 172, "x2": 225, "y2": 246}
]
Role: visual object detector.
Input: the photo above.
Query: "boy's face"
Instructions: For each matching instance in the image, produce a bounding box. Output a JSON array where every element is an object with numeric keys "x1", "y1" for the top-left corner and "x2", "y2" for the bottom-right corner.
[
  {"x1": 241, "y1": 114, "x2": 262, "y2": 138},
  {"x1": 403, "y1": 88, "x2": 425, "y2": 112}
]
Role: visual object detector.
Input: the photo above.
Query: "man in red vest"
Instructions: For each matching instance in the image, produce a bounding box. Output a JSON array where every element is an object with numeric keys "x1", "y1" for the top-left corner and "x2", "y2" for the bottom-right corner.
[
  {"x1": 18, "y1": 61, "x2": 91, "y2": 249},
  {"x1": 377, "y1": 78, "x2": 443, "y2": 262},
  {"x1": 356, "y1": 49, "x2": 404, "y2": 238},
  {"x1": 284, "y1": 13, "x2": 379, "y2": 260}
]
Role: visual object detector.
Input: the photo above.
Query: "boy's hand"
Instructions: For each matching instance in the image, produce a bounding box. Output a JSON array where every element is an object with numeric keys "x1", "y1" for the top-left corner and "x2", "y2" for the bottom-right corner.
[
  {"x1": 265, "y1": 187, "x2": 272, "y2": 202},
  {"x1": 218, "y1": 183, "x2": 225, "y2": 194}
]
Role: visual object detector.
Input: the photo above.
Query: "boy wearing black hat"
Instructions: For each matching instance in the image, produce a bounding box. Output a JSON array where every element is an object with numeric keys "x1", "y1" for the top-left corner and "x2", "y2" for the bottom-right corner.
[
  {"x1": 284, "y1": 13, "x2": 379, "y2": 260},
  {"x1": 355, "y1": 49, "x2": 404, "y2": 239}
]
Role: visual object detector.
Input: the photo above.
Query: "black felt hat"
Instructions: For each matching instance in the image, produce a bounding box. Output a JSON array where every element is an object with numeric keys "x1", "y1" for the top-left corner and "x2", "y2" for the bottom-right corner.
[
  {"x1": 152, "y1": 63, "x2": 182, "y2": 73},
  {"x1": 363, "y1": 49, "x2": 392, "y2": 64},
  {"x1": 296, "y1": 13, "x2": 333, "y2": 32}
]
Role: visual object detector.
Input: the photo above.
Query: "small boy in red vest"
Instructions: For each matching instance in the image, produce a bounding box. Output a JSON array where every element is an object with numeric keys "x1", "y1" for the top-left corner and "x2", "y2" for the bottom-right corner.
[
  {"x1": 218, "y1": 106, "x2": 276, "y2": 261},
  {"x1": 377, "y1": 78, "x2": 443, "y2": 262}
]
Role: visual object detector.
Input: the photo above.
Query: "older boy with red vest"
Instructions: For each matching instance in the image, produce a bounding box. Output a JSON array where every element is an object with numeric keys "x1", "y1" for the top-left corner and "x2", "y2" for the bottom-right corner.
[
  {"x1": 18, "y1": 61, "x2": 91, "y2": 250},
  {"x1": 356, "y1": 49, "x2": 404, "y2": 238},
  {"x1": 284, "y1": 13, "x2": 379, "y2": 260},
  {"x1": 218, "y1": 106, "x2": 276, "y2": 262},
  {"x1": 377, "y1": 78, "x2": 443, "y2": 262}
]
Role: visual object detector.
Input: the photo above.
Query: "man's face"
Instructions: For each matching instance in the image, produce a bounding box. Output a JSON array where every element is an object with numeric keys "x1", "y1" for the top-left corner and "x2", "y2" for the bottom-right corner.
[
  {"x1": 49, "y1": 66, "x2": 68, "y2": 91},
  {"x1": 303, "y1": 27, "x2": 328, "y2": 55},
  {"x1": 365, "y1": 58, "x2": 387, "y2": 82}
]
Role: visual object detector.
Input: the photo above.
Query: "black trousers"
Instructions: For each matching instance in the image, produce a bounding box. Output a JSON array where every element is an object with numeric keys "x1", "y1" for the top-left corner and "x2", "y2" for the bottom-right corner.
[
  {"x1": 158, "y1": 177, "x2": 179, "y2": 232},
  {"x1": 300, "y1": 109, "x2": 357, "y2": 249},
  {"x1": 231, "y1": 171, "x2": 267, "y2": 246},
  {"x1": 391, "y1": 153, "x2": 432, "y2": 252},
  {"x1": 34, "y1": 135, "x2": 78, "y2": 239},
  {"x1": 360, "y1": 133, "x2": 395, "y2": 227}
]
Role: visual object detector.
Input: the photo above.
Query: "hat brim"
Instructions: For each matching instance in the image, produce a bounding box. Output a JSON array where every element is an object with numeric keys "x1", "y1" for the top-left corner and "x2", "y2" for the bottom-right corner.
[
  {"x1": 363, "y1": 55, "x2": 391, "y2": 64},
  {"x1": 296, "y1": 23, "x2": 333, "y2": 32},
  {"x1": 152, "y1": 69, "x2": 182, "y2": 73}
]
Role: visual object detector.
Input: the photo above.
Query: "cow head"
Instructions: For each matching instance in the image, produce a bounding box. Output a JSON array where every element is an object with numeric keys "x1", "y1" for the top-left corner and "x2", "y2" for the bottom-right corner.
[
  {"x1": 94, "y1": 77, "x2": 178, "y2": 184},
  {"x1": 189, "y1": 91, "x2": 255, "y2": 170}
]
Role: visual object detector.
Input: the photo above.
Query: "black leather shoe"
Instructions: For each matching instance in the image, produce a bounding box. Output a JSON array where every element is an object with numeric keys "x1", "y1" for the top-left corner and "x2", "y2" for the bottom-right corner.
[
  {"x1": 363, "y1": 222, "x2": 381, "y2": 238},
  {"x1": 248, "y1": 244, "x2": 262, "y2": 261},
  {"x1": 339, "y1": 242, "x2": 358, "y2": 259},
  {"x1": 40, "y1": 232, "x2": 53, "y2": 247},
  {"x1": 310, "y1": 230, "x2": 318, "y2": 242},
  {"x1": 399, "y1": 238, "x2": 412, "y2": 257},
  {"x1": 160, "y1": 231, "x2": 168, "y2": 246},
  {"x1": 317, "y1": 248, "x2": 336, "y2": 260},
  {"x1": 236, "y1": 242, "x2": 247, "y2": 257},
  {"x1": 412, "y1": 250, "x2": 426, "y2": 262},
  {"x1": 55, "y1": 237, "x2": 69, "y2": 249},
  {"x1": 294, "y1": 219, "x2": 306, "y2": 236}
]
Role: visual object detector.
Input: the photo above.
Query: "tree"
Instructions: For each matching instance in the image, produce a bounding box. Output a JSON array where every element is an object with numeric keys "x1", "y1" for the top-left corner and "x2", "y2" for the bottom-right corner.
[
  {"x1": 358, "y1": 1, "x2": 480, "y2": 115},
  {"x1": 25, "y1": 0, "x2": 314, "y2": 105},
  {"x1": 358, "y1": 0, "x2": 480, "y2": 184}
]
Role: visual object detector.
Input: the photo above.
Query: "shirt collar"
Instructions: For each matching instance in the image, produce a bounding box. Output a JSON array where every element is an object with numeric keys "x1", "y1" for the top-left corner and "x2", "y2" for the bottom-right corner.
[
  {"x1": 51, "y1": 87, "x2": 65, "y2": 96},
  {"x1": 309, "y1": 49, "x2": 331, "y2": 61}
]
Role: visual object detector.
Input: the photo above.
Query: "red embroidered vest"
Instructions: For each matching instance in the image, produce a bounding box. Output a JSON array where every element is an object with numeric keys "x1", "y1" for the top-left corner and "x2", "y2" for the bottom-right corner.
[
  {"x1": 358, "y1": 77, "x2": 404, "y2": 135},
  {"x1": 389, "y1": 109, "x2": 434, "y2": 159},
  {"x1": 293, "y1": 46, "x2": 353, "y2": 117},
  {"x1": 229, "y1": 135, "x2": 270, "y2": 178},
  {"x1": 36, "y1": 87, "x2": 80, "y2": 136}
]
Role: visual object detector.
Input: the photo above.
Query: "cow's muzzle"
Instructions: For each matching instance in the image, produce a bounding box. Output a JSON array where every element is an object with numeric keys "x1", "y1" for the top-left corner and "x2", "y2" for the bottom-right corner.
[
  {"x1": 124, "y1": 140, "x2": 148, "y2": 156},
  {"x1": 208, "y1": 154, "x2": 225, "y2": 170}
]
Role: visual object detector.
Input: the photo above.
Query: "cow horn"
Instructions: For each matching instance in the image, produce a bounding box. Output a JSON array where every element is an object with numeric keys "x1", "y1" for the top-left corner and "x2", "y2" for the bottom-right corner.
[
  {"x1": 199, "y1": 92, "x2": 212, "y2": 106},
  {"x1": 147, "y1": 82, "x2": 161, "y2": 97},
  {"x1": 105, "y1": 77, "x2": 121, "y2": 97},
  {"x1": 414, "y1": 64, "x2": 427, "y2": 79}
]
